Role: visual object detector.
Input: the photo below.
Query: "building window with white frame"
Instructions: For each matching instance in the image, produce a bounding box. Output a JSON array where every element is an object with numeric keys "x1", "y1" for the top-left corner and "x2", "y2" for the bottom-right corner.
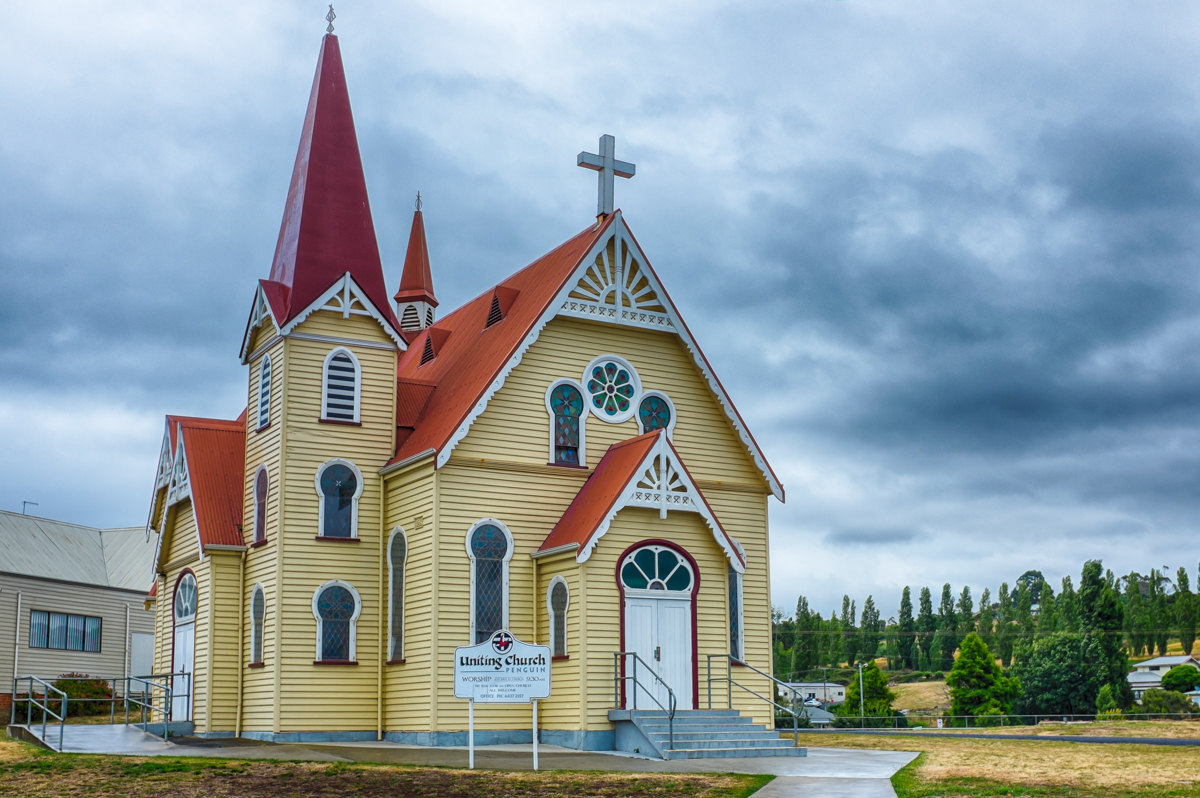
[
  {"x1": 253, "y1": 465, "x2": 269, "y2": 544},
  {"x1": 728, "y1": 565, "x2": 743, "y2": 662},
  {"x1": 322, "y1": 348, "x2": 360, "y2": 423},
  {"x1": 546, "y1": 380, "x2": 585, "y2": 465},
  {"x1": 548, "y1": 577, "x2": 569, "y2": 658},
  {"x1": 257, "y1": 354, "x2": 272, "y2": 429},
  {"x1": 467, "y1": 520, "x2": 512, "y2": 644},
  {"x1": 315, "y1": 458, "x2": 363, "y2": 538},
  {"x1": 312, "y1": 581, "x2": 361, "y2": 662},
  {"x1": 250, "y1": 585, "x2": 265, "y2": 665},
  {"x1": 388, "y1": 529, "x2": 407, "y2": 661}
]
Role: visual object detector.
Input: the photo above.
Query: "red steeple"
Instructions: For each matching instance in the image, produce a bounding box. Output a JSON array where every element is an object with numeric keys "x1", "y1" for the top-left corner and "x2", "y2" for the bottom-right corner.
[
  {"x1": 394, "y1": 200, "x2": 438, "y2": 331},
  {"x1": 265, "y1": 34, "x2": 399, "y2": 331}
]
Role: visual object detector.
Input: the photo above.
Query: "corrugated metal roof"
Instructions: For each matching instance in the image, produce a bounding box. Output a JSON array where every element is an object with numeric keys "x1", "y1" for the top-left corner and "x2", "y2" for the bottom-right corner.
[{"x1": 0, "y1": 510, "x2": 154, "y2": 592}]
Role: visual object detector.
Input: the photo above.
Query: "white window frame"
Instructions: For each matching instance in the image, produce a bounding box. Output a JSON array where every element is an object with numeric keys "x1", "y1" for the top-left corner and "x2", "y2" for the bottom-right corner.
[
  {"x1": 314, "y1": 458, "x2": 365, "y2": 539},
  {"x1": 311, "y1": 579, "x2": 363, "y2": 662},
  {"x1": 728, "y1": 565, "x2": 746, "y2": 663},
  {"x1": 547, "y1": 576, "x2": 569, "y2": 658},
  {"x1": 465, "y1": 518, "x2": 515, "y2": 644},
  {"x1": 544, "y1": 378, "x2": 588, "y2": 466},
  {"x1": 635, "y1": 389, "x2": 677, "y2": 439},
  {"x1": 387, "y1": 527, "x2": 408, "y2": 661},
  {"x1": 253, "y1": 464, "x2": 269, "y2": 544},
  {"x1": 257, "y1": 354, "x2": 272, "y2": 430},
  {"x1": 580, "y1": 354, "x2": 642, "y2": 423},
  {"x1": 321, "y1": 347, "x2": 362, "y2": 423},
  {"x1": 249, "y1": 583, "x2": 265, "y2": 665}
]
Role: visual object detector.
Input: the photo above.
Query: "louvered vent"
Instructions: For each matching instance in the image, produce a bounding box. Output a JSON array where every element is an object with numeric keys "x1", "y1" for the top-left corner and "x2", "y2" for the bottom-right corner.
[
  {"x1": 486, "y1": 295, "x2": 503, "y2": 327},
  {"x1": 420, "y1": 335, "x2": 436, "y2": 365},
  {"x1": 401, "y1": 304, "x2": 421, "y2": 331}
]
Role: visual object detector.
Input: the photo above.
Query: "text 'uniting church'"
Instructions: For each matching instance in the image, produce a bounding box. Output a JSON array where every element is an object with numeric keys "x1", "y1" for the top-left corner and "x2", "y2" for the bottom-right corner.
[{"x1": 145, "y1": 26, "x2": 784, "y2": 749}]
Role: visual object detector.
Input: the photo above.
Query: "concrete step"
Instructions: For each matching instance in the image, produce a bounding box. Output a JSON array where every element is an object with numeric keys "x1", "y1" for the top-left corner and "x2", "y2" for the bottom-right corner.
[
  {"x1": 663, "y1": 745, "x2": 807, "y2": 760},
  {"x1": 652, "y1": 737, "x2": 798, "y2": 751},
  {"x1": 643, "y1": 730, "x2": 784, "y2": 742}
]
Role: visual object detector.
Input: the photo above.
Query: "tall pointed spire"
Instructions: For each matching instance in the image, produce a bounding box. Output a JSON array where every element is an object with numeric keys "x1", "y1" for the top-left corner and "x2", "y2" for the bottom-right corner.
[
  {"x1": 394, "y1": 194, "x2": 438, "y2": 332},
  {"x1": 265, "y1": 33, "x2": 399, "y2": 331}
]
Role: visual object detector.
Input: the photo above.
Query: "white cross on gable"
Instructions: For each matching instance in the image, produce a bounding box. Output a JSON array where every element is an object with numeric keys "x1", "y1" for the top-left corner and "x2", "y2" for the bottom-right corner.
[{"x1": 577, "y1": 135, "x2": 636, "y2": 217}]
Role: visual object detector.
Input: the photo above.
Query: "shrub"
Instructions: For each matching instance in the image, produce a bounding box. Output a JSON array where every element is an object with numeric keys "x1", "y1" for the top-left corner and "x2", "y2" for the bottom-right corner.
[
  {"x1": 1160, "y1": 665, "x2": 1200, "y2": 694},
  {"x1": 1138, "y1": 688, "x2": 1195, "y2": 719},
  {"x1": 52, "y1": 673, "x2": 114, "y2": 717},
  {"x1": 1096, "y1": 708, "x2": 1124, "y2": 721},
  {"x1": 1095, "y1": 684, "x2": 1118, "y2": 713}
]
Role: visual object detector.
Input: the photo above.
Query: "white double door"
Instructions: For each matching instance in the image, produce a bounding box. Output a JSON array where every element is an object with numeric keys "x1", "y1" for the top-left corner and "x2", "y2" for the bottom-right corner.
[
  {"x1": 172, "y1": 622, "x2": 194, "y2": 721},
  {"x1": 624, "y1": 595, "x2": 693, "y2": 711}
]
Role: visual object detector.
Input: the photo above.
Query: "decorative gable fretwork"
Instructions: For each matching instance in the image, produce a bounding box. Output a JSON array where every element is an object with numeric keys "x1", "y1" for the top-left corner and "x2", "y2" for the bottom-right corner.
[
  {"x1": 166, "y1": 437, "x2": 191, "y2": 507},
  {"x1": 630, "y1": 452, "x2": 693, "y2": 516},
  {"x1": 320, "y1": 276, "x2": 376, "y2": 319},
  {"x1": 559, "y1": 228, "x2": 674, "y2": 331},
  {"x1": 154, "y1": 424, "x2": 173, "y2": 490}
]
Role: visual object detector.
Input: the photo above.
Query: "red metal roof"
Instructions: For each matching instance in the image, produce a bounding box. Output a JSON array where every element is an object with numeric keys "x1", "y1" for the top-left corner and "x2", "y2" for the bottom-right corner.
[
  {"x1": 539, "y1": 432, "x2": 659, "y2": 553},
  {"x1": 266, "y1": 33, "x2": 399, "y2": 332},
  {"x1": 388, "y1": 215, "x2": 616, "y2": 465},
  {"x1": 177, "y1": 417, "x2": 246, "y2": 549},
  {"x1": 394, "y1": 209, "x2": 437, "y2": 307}
]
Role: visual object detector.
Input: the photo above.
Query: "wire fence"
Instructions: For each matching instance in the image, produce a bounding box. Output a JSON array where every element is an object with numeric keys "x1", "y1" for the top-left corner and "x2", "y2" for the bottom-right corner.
[{"x1": 774, "y1": 710, "x2": 1200, "y2": 729}]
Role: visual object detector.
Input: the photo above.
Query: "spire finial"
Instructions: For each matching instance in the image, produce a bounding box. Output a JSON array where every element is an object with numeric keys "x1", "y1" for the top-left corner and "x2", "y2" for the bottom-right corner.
[
  {"x1": 415, "y1": 191, "x2": 423, "y2": 212},
  {"x1": 326, "y1": 5, "x2": 336, "y2": 33}
]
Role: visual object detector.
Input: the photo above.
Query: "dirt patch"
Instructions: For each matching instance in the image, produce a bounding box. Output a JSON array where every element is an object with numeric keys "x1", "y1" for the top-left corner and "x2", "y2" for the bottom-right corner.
[{"x1": 890, "y1": 681, "x2": 949, "y2": 712}]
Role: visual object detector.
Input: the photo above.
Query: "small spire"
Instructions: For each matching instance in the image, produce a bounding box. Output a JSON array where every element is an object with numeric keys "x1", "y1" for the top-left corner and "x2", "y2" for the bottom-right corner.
[
  {"x1": 326, "y1": 5, "x2": 336, "y2": 34},
  {"x1": 395, "y1": 197, "x2": 438, "y2": 332},
  {"x1": 415, "y1": 191, "x2": 423, "y2": 212}
]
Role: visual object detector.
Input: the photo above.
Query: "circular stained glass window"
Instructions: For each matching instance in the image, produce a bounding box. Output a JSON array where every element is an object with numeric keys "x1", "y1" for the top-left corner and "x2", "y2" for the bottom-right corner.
[
  {"x1": 587, "y1": 361, "x2": 636, "y2": 417},
  {"x1": 639, "y1": 395, "x2": 671, "y2": 432},
  {"x1": 620, "y1": 545, "x2": 693, "y2": 593}
]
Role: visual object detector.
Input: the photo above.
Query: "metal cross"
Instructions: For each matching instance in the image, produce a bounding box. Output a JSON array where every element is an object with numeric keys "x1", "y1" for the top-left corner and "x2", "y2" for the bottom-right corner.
[
  {"x1": 326, "y1": 5, "x2": 336, "y2": 33},
  {"x1": 577, "y1": 134, "x2": 635, "y2": 217}
]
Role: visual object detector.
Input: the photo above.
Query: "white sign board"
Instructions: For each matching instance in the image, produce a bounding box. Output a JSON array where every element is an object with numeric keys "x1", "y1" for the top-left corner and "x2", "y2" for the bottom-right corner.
[{"x1": 454, "y1": 630, "x2": 551, "y2": 703}]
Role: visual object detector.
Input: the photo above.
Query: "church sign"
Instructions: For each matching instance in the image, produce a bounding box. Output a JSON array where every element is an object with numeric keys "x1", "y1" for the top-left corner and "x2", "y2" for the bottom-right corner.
[{"x1": 454, "y1": 630, "x2": 551, "y2": 703}]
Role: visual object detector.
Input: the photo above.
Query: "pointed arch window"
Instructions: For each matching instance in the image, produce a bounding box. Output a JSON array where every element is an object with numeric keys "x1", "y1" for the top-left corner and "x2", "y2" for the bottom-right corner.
[
  {"x1": 728, "y1": 565, "x2": 743, "y2": 662},
  {"x1": 250, "y1": 584, "x2": 265, "y2": 665},
  {"x1": 388, "y1": 529, "x2": 407, "y2": 662},
  {"x1": 546, "y1": 380, "x2": 585, "y2": 466},
  {"x1": 315, "y1": 459, "x2": 363, "y2": 538},
  {"x1": 253, "y1": 465, "x2": 269, "y2": 544},
  {"x1": 322, "y1": 348, "x2": 361, "y2": 423},
  {"x1": 257, "y1": 355, "x2": 272, "y2": 430},
  {"x1": 312, "y1": 581, "x2": 362, "y2": 662},
  {"x1": 466, "y1": 520, "x2": 513, "y2": 644},
  {"x1": 548, "y1": 577, "x2": 569, "y2": 658}
]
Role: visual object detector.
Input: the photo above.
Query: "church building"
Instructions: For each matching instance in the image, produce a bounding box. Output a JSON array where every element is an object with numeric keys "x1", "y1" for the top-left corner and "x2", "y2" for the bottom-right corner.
[{"x1": 145, "y1": 28, "x2": 785, "y2": 751}]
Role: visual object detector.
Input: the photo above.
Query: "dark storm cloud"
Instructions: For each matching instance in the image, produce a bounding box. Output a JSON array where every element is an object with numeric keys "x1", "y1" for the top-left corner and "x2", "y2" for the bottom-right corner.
[{"x1": 825, "y1": 527, "x2": 928, "y2": 546}]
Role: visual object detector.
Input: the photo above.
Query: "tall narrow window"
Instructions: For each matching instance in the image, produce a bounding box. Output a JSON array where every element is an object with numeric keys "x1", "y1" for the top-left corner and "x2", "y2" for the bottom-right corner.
[
  {"x1": 548, "y1": 578, "x2": 569, "y2": 658},
  {"x1": 729, "y1": 565, "x2": 742, "y2": 661},
  {"x1": 253, "y1": 466, "x2": 269, "y2": 544},
  {"x1": 388, "y1": 529, "x2": 407, "y2": 661},
  {"x1": 257, "y1": 355, "x2": 272, "y2": 429},
  {"x1": 315, "y1": 459, "x2": 362, "y2": 538},
  {"x1": 468, "y1": 521, "x2": 512, "y2": 643},
  {"x1": 250, "y1": 585, "x2": 265, "y2": 664},
  {"x1": 322, "y1": 348, "x2": 360, "y2": 422},
  {"x1": 549, "y1": 383, "x2": 584, "y2": 465},
  {"x1": 313, "y1": 581, "x2": 361, "y2": 662}
]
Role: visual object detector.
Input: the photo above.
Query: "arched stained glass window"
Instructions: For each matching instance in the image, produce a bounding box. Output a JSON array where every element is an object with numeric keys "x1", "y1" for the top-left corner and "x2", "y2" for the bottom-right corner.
[
  {"x1": 620, "y1": 545, "x2": 693, "y2": 593},
  {"x1": 389, "y1": 531, "x2": 407, "y2": 661},
  {"x1": 470, "y1": 524, "x2": 510, "y2": 643},
  {"x1": 316, "y1": 584, "x2": 356, "y2": 661},
  {"x1": 639, "y1": 395, "x2": 671, "y2": 432},
  {"x1": 729, "y1": 565, "x2": 742, "y2": 661},
  {"x1": 251, "y1": 586, "x2": 265, "y2": 664},
  {"x1": 550, "y1": 579, "x2": 569, "y2": 657},
  {"x1": 174, "y1": 574, "x2": 197, "y2": 621},
  {"x1": 587, "y1": 361, "x2": 636, "y2": 417},
  {"x1": 550, "y1": 383, "x2": 584, "y2": 465},
  {"x1": 254, "y1": 467, "x2": 269, "y2": 544},
  {"x1": 319, "y1": 463, "x2": 357, "y2": 538}
]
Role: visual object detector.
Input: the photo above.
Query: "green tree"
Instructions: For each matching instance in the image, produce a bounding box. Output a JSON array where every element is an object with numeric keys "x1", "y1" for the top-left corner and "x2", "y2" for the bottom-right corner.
[
  {"x1": 1178, "y1": 567, "x2": 1196, "y2": 657},
  {"x1": 917, "y1": 587, "x2": 936, "y2": 668},
  {"x1": 1037, "y1": 582, "x2": 1057, "y2": 638},
  {"x1": 1014, "y1": 580, "x2": 1035, "y2": 653},
  {"x1": 898, "y1": 587, "x2": 916, "y2": 670},
  {"x1": 1080, "y1": 560, "x2": 1133, "y2": 709},
  {"x1": 1095, "y1": 684, "x2": 1118, "y2": 713},
  {"x1": 938, "y1": 584, "x2": 958, "y2": 670},
  {"x1": 844, "y1": 660, "x2": 896, "y2": 715},
  {"x1": 792, "y1": 596, "x2": 817, "y2": 678},
  {"x1": 859, "y1": 596, "x2": 881, "y2": 663},
  {"x1": 885, "y1": 620, "x2": 901, "y2": 671},
  {"x1": 1140, "y1": 688, "x2": 1195, "y2": 718},
  {"x1": 1161, "y1": 665, "x2": 1200, "y2": 694},
  {"x1": 958, "y1": 586, "x2": 975, "y2": 643},
  {"x1": 1123, "y1": 572, "x2": 1148, "y2": 656},
  {"x1": 841, "y1": 597, "x2": 858, "y2": 667},
  {"x1": 1151, "y1": 569, "x2": 1169, "y2": 657},
  {"x1": 1011, "y1": 633, "x2": 1095, "y2": 715},
  {"x1": 825, "y1": 612, "x2": 842, "y2": 667},
  {"x1": 977, "y1": 588, "x2": 994, "y2": 653},
  {"x1": 1058, "y1": 576, "x2": 1080, "y2": 633},
  {"x1": 946, "y1": 632, "x2": 1020, "y2": 719},
  {"x1": 995, "y1": 583, "x2": 1015, "y2": 667}
]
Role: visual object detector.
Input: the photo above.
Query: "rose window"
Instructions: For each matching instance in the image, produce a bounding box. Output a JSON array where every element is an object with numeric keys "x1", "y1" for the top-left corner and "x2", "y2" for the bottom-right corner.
[{"x1": 587, "y1": 362, "x2": 636, "y2": 417}]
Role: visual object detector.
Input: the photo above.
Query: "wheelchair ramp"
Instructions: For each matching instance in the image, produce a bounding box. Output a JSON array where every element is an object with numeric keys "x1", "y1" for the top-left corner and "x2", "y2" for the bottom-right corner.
[{"x1": 8, "y1": 723, "x2": 178, "y2": 754}]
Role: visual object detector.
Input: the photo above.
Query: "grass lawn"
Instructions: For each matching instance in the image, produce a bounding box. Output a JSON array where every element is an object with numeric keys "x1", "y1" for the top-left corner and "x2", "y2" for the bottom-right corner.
[
  {"x1": 890, "y1": 681, "x2": 950, "y2": 712},
  {"x1": 800, "y1": 732, "x2": 1200, "y2": 797},
  {"x1": 0, "y1": 738, "x2": 771, "y2": 798}
]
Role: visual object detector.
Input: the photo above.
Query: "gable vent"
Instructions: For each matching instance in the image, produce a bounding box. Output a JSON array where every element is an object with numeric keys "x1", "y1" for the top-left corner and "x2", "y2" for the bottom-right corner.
[
  {"x1": 420, "y1": 335, "x2": 436, "y2": 365},
  {"x1": 486, "y1": 295, "x2": 504, "y2": 328}
]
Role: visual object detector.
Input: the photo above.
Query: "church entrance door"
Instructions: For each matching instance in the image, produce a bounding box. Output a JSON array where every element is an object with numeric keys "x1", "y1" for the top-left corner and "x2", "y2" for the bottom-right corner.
[
  {"x1": 620, "y1": 543, "x2": 695, "y2": 711},
  {"x1": 171, "y1": 573, "x2": 197, "y2": 721}
]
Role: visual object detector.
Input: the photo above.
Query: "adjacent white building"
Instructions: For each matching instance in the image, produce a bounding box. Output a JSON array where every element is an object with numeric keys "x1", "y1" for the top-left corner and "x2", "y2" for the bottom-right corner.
[
  {"x1": 1126, "y1": 654, "x2": 1200, "y2": 702},
  {"x1": 778, "y1": 681, "x2": 847, "y2": 705}
]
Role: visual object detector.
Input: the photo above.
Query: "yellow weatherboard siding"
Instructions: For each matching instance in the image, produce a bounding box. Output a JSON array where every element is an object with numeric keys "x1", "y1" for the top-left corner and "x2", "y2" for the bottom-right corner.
[{"x1": 535, "y1": 551, "x2": 581, "y2": 731}]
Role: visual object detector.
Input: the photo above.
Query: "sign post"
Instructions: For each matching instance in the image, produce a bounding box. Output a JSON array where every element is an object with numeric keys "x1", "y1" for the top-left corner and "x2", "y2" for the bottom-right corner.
[{"x1": 455, "y1": 630, "x2": 551, "y2": 770}]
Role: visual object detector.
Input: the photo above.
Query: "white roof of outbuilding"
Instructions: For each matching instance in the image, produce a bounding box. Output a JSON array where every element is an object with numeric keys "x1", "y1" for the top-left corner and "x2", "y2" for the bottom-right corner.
[
  {"x1": 1134, "y1": 655, "x2": 1200, "y2": 670},
  {"x1": 0, "y1": 510, "x2": 154, "y2": 592}
]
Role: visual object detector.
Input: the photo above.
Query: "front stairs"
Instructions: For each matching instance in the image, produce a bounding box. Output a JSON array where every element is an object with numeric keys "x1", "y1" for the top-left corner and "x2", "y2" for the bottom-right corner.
[{"x1": 608, "y1": 709, "x2": 806, "y2": 760}]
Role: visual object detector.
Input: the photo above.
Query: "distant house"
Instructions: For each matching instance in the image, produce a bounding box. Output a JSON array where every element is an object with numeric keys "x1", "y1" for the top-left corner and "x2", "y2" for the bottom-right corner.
[
  {"x1": 0, "y1": 510, "x2": 156, "y2": 713},
  {"x1": 779, "y1": 681, "x2": 847, "y2": 705},
  {"x1": 1127, "y1": 655, "x2": 1200, "y2": 702}
]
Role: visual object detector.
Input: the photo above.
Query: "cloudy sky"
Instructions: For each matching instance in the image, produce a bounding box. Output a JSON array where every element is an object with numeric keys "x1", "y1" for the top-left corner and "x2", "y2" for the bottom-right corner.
[{"x1": 3, "y1": 0, "x2": 1199, "y2": 617}]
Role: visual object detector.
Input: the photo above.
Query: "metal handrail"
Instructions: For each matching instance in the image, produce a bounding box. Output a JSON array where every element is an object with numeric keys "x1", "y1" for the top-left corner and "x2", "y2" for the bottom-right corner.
[
  {"x1": 124, "y1": 675, "x2": 175, "y2": 742},
  {"x1": 11, "y1": 676, "x2": 68, "y2": 752},
  {"x1": 612, "y1": 651, "x2": 677, "y2": 752},
  {"x1": 706, "y1": 654, "x2": 805, "y2": 746}
]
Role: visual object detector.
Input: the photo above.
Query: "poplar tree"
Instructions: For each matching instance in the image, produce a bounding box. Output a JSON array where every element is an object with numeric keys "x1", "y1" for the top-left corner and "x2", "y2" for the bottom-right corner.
[
  {"x1": 938, "y1": 584, "x2": 958, "y2": 670},
  {"x1": 1058, "y1": 576, "x2": 1080, "y2": 633},
  {"x1": 1015, "y1": 580, "x2": 1035, "y2": 652},
  {"x1": 917, "y1": 587, "x2": 936, "y2": 669},
  {"x1": 859, "y1": 596, "x2": 881, "y2": 663},
  {"x1": 841, "y1": 597, "x2": 858, "y2": 666},
  {"x1": 977, "y1": 588, "x2": 994, "y2": 653},
  {"x1": 996, "y1": 583, "x2": 1015, "y2": 667},
  {"x1": 1152, "y1": 570, "x2": 1169, "y2": 656},
  {"x1": 898, "y1": 587, "x2": 916, "y2": 670},
  {"x1": 1177, "y1": 567, "x2": 1196, "y2": 657},
  {"x1": 958, "y1": 585, "x2": 975, "y2": 646},
  {"x1": 1124, "y1": 573, "x2": 1146, "y2": 656},
  {"x1": 1080, "y1": 559, "x2": 1133, "y2": 708},
  {"x1": 792, "y1": 596, "x2": 817, "y2": 678},
  {"x1": 826, "y1": 611, "x2": 843, "y2": 667},
  {"x1": 1037, "y1": 582, "x2": 1057, "y2": 638}
]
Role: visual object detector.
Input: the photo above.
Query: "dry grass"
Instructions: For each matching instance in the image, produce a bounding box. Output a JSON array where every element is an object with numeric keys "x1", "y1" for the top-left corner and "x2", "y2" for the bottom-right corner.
[
  {"x1": 804, "y1": 732, "x2": 1200, "y2": 789},
  {"x1": 913, "y1": 719, "x2": 1200, "y2": 738},
  {"x1": 890, "y1": 681, "x2": 950, "y2": 712},
  {"x1": 0, "y1": 738, "x2": 769, "y2": 798}
]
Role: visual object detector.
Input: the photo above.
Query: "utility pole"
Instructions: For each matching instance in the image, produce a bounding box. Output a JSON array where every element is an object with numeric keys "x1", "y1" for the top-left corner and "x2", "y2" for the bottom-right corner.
[{"x1": 858, "y1": 662, "x2": 865, "y2": 729}]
